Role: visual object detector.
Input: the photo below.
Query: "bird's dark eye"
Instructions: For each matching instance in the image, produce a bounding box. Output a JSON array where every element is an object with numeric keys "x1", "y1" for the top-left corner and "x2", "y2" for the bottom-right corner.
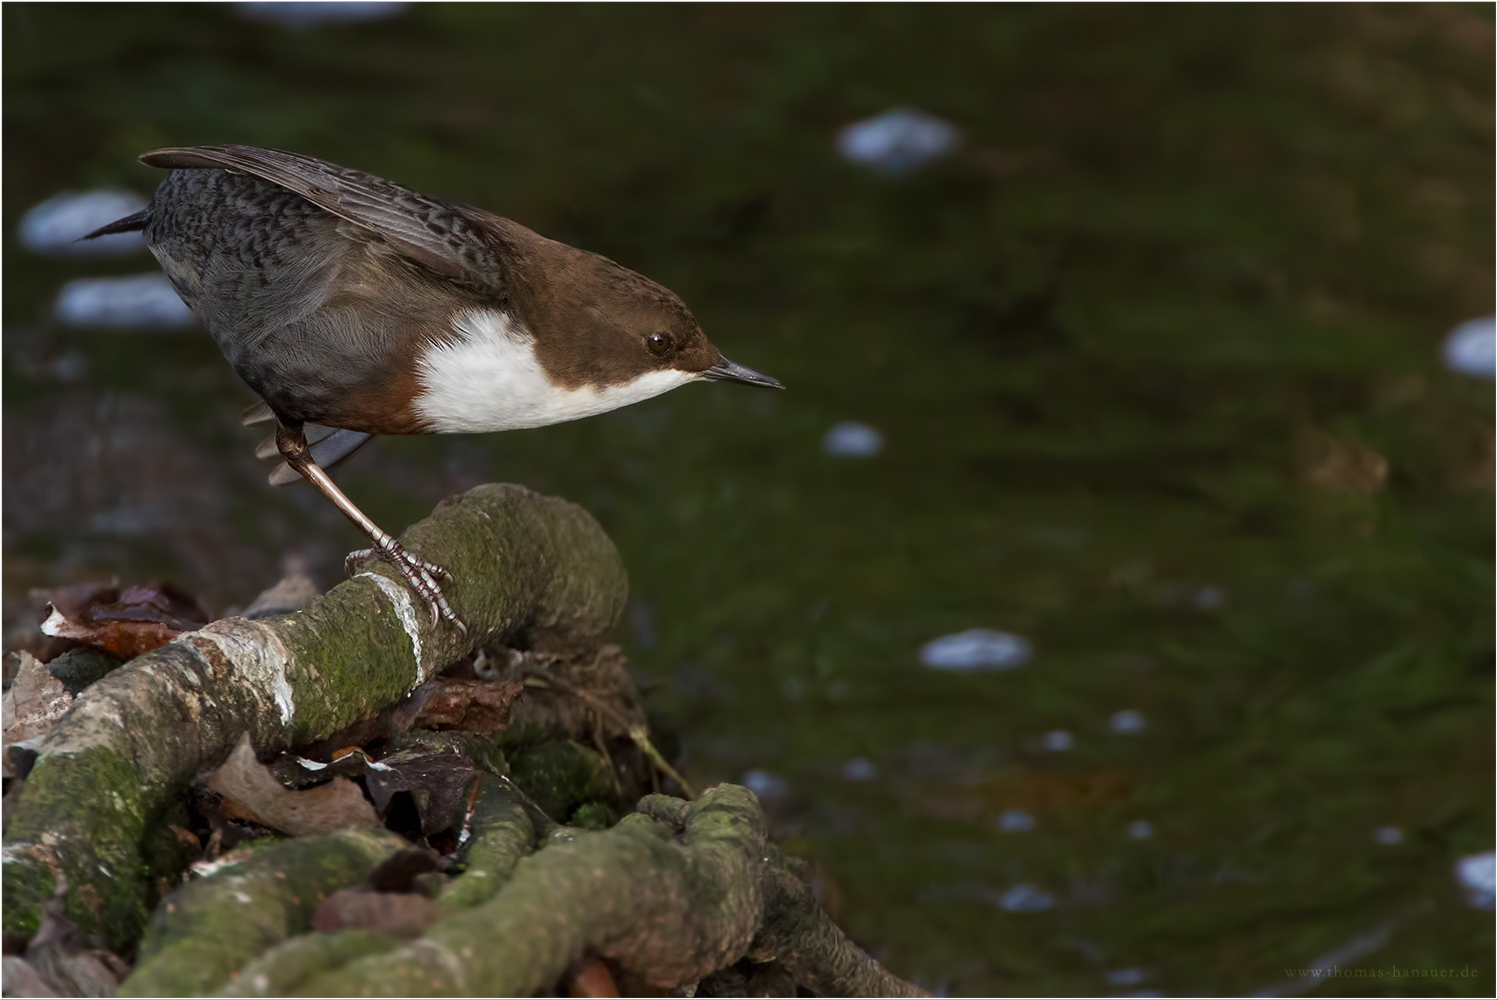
[{"x1": 646, "y1": 331, "x2": 671, "y2": 356}]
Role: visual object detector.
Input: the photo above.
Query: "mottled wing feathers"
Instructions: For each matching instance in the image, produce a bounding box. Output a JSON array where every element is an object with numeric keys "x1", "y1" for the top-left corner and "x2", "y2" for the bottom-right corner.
[{"x1": 140, "y1": 145, "x2": 503, "y2": 293}]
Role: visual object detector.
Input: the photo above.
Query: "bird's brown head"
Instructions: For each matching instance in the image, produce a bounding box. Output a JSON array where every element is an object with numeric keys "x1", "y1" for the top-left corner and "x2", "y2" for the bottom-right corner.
[{"x1": 522, "y1": 242, "x2": 781, "y2": 392}]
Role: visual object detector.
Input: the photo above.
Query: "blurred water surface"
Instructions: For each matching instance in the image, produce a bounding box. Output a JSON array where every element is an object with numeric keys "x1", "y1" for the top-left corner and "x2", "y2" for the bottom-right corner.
[{"x1": 3, "y1": 5, "x2": 1493, "y2": 995}]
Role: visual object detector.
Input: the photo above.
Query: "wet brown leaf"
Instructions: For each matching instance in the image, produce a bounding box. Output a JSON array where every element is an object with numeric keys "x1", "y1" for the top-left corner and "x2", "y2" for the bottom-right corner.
[
  {"x1": 361, "y1": 747, "x2": 475, "y2": 835},
  {"x1": 8, "y1": 583, "x2": 116, "y2": 662},
  {"x1": 39, "y1": 613, "x2": 179, "y2": 662},
  {"x1": 2, "y1": 652, "x2": 73, "y2": 746},
  {"x1": 209, "y1": 734, "x2": 380, "y2": 837},
  {"x1": 311, "y1": 888, "x2": 454, "y2": 939},
  {"x1": 410, "y1": 678, "x2": 525, "y2": 733},
  {"x1": 37, "y1": 581, "x2": 210, "y2": 661},
  {"x1": 266, "y1": 742, "x2": 476, "y2": 836}
]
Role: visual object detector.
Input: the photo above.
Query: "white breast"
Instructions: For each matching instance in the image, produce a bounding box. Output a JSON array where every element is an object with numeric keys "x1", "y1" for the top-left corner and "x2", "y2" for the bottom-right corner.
[{"x1": 412, "y1": 309, "x2": 694, "y2": 434}]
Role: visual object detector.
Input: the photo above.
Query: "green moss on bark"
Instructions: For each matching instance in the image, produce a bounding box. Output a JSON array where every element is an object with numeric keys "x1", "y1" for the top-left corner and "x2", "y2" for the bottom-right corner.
[
  {"x1": 3, "y1": 746, "x2": 151, "y2": 952},
  {"x1": 508, "y1": 740, "x2": 611, "y2": 822},
  {"x1": 121, "y1": 829, "x2": 407, "y2": 997}
]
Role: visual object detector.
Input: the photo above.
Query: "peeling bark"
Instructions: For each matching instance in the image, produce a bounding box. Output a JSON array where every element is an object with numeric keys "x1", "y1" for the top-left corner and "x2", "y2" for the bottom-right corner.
[{"x1": 2, "y1": 484, "x2": 628, "y2": 951}]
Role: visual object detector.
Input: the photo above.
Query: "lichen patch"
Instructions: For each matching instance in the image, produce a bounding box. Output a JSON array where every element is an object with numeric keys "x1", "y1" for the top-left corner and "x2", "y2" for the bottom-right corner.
[
  {"x1": 356, "y1": 573, "x2": 425, "y2": 678},
  {"x1": 182, "y1": 620, "x2": 297, "y2": 727}
]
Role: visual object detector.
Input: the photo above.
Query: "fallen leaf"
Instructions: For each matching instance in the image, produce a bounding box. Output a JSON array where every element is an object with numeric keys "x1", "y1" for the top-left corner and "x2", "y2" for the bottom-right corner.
[
  {"x1": 411, "y1": 678, "x2": 525, "y2": 733},
  {"x1": 17, "y1": 582, "x2": 116, "y2": 660},
  {"x1": 2, "y1": 652, "x2": 73, "y2": 746},
  {"x1": 103, "y1": 582, "x2": 208, "y2": 627},
  {"x1": 311, "y1": 888, "x2": 454, "y2": 939},
  {"x1": 37, "y1": 580, "x2": 210, "y2": 661},
  {"x1": 39, "y1": 611, "x2": 177, "y2": 662},
  {"x1": 268, "y1": 749, "x2": 373, "y2": 790},
  {"x1": 361, "y1": 747, "x2": 475, "y2": 836},
  {"x1": 209, "y1": 734, "x2": 380, "y2": 837}
]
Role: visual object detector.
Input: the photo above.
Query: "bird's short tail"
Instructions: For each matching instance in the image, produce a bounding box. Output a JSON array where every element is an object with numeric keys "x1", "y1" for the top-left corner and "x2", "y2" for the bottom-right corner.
[{"x1": 78, "y1": 209, "x2": 149, "y2": 242}]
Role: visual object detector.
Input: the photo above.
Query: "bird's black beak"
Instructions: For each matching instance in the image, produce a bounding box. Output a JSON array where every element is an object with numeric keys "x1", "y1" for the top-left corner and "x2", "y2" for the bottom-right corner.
[{"x1": 701, "y1": 356, "x2": 784, "y2": 389}]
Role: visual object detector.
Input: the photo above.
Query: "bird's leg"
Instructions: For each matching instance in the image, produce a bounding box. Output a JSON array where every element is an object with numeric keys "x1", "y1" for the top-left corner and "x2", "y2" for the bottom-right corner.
[{"x1": 274, "y1": 420, "x2": 464, "y2": 633}]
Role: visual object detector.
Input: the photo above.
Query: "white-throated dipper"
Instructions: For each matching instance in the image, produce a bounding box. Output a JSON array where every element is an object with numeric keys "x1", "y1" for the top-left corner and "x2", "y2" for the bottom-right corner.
[{"x1": 85, "y1": 145, "x2": 781, "y2": 632}]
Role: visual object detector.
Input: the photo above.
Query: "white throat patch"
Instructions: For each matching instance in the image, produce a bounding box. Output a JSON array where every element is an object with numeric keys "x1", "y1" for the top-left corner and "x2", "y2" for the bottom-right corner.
[{"x1": 413, "y1": 309, "x2": 695, "y2": 433}]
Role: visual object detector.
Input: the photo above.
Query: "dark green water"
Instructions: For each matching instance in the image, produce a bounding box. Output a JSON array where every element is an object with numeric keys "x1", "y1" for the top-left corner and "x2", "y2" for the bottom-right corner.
[{"x1": 4, "y1": 5, "x2": 1493, "y2": 995}]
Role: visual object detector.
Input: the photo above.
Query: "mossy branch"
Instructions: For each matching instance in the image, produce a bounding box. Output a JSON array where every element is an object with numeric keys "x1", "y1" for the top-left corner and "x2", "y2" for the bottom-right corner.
[
  {"x1": 2, "y1": 484, "x2": 628, "y2": 952},
  {"x1": 120, "y1": 829, "x2": 409, "y2": 997},
  {"x1": 293, "y1": 785, "x2": 792, "y2": 996},
  {"x1": 175, "y1": 786, "x2": 927, "y2": 998}
]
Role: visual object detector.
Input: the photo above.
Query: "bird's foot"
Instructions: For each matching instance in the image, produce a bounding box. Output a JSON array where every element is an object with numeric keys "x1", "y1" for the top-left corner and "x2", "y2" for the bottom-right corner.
[{"x1": 347, "y1": 542, "x2": 466, "y2": 635}]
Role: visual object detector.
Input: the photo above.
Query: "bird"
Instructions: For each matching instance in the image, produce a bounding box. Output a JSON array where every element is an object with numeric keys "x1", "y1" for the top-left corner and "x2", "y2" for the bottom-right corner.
[{"x1": 84, "y1": 145, "x2": 781, "y2": 633}]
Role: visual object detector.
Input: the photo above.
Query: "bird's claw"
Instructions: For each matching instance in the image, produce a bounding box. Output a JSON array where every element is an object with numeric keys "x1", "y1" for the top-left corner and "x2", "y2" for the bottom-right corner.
[{"x1": 346, "y1": 544, "x2": 467, "y2": 635}]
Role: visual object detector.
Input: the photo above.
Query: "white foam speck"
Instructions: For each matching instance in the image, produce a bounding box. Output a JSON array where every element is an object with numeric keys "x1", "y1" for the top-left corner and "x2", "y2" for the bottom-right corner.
[
  {"x1": 235, "y1": 2, "x2": 408, "y2": 26},
  {"x1": 997, "y1": 883, "x2": 1053, "y2": 912},
  {"x1": 1443, "y1": 317, "x2": 1496, "y2": 380},
  {"x1": 920, "y1": 629, "x2": 1031, "y2": 671},
  {"x1": 822, "y1": 421, "x2": 884, "y2": 457},
  {"x1": 997, "y1": 808, "x2": 1036, "y2": 833},
  {"x1": 837, "y1": 108, "x2": 960, "y2": 176},
  {"x1": 1456, "y1": 851, "x2": 1495, "y2": 909},
  {"x1": 54, "y1": 274, "x2": 195, "y2": 329}
]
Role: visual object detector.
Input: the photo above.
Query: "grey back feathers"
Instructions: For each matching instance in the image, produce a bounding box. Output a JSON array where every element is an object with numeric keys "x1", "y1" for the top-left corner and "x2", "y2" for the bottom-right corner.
[{"x1": 139, "y1": 146, "x2": 506, "y2": 293}]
